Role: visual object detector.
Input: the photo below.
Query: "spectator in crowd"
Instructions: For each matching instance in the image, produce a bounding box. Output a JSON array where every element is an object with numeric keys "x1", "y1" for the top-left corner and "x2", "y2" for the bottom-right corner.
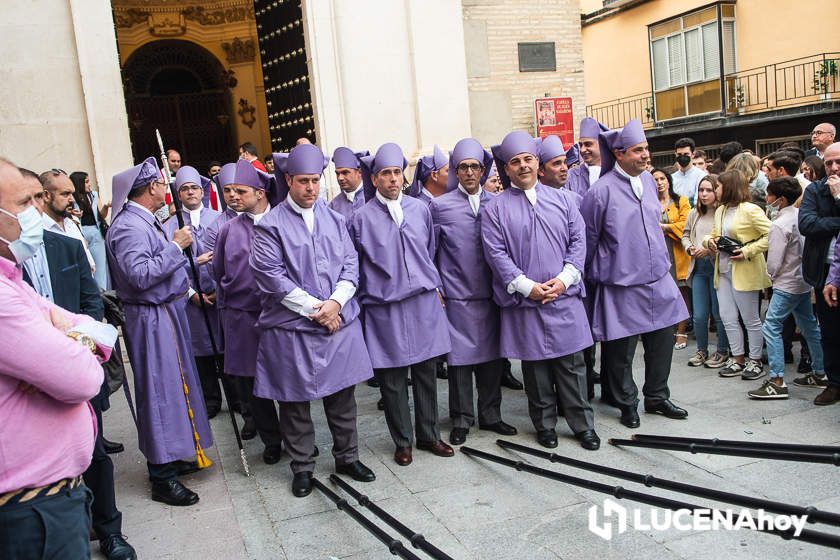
[
  {"x1": 704, "y1": 170, "x2": 771, "y2": 380},
  {"x1": 165, "y1": 149, "x2": 182, "y2": 174},
  {"x1": 750, "y1": 177, "x2": 825, "y2": 399},
  {"x1": 718, "y1": 141, "x2": 743, "y2": 166},
  {"x1": 693, "y1": 149, "x2": 708, "y2": 172},
  {"x1": 802, "y1": 155, "x2": 826, "y2": 183},
  {"x1": 806, "y1": 123, "x2": 835, "y2": 159},
  {"x1": 239, "y1": 142, "x2": 267, "y2": 172},
  {"x1": 766, "y1": 150, "x2": 809, "y2": 195},
  {"x1": 727, "y1": 152, "x2": 769, "y2": 210},
  {"x1": 207, "y1": 161, "x2": 221, "y2": 178},
  {"x1": 671, "y1": 138, "x2": 705, "y2": 206},
  {"x1": 69, "y1": 170, "x2": 110, "y2": 290},
  {"x1": 263, "y1": 154, "x2": 275, "y2": 173},
  {"x1": 798, "y1": 142, "x2": 840, "y2": 405},
  {"x1": 652, "y1": 168, "x2": 691, "y2": 349},
  {"x1": 682, "y1": 174, "x2": 729, "y2": 368}
]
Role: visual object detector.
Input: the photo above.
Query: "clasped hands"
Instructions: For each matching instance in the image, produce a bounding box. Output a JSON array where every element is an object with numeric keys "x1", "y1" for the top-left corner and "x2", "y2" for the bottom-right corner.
[
  {"x1": 528, "y1": 277, "x2": 567, "y2": 304},
  {"x1": 309, "y1": 299, "x2": 342, "y2": 334}
]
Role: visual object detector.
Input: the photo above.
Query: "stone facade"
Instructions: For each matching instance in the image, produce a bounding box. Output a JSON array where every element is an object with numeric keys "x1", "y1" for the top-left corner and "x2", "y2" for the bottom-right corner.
[{"x1": 462, "y1": 0, "x2": 586, "y2": 145}]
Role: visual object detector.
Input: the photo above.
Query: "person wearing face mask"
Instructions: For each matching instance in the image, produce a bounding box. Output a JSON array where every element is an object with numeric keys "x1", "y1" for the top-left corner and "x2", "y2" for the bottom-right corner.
[
  {"x1": 0, "y1": 158, "x2": 120, "y2": 560},
  {"x1": 748, "y1": 177, "x2": 825, "y2": 400},
  {"x1": 671, "y1": 137, "x2": 705, "y2": 207}
]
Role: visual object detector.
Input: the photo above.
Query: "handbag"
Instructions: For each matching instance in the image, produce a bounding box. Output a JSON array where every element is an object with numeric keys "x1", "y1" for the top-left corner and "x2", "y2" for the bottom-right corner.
[{"x1": 716, "y1": 235, "x2": 743, "y2": 255}]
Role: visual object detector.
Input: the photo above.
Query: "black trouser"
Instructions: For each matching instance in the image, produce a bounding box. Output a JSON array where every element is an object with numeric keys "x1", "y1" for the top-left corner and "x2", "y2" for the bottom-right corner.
[
  {"x1": 815, "y1": 272, "x2": 840, "y2": 387},
  {"x1": 82, "y1": 388, "x2": 122, "y2": 540},
  {"x1": 194, "y1": 354, "x2": 230, "y2": 411},
  {"x1": 0, "y1": 484, "x2": 92, "y2": 560},
  {"x1": 147, "y1": 461, "x2": 178, "y2": 483},
  {"x1": 521, "y1": 352, "x2": 594, "y2": 434},
  {"x1": 601, "y1": 325, "x2": 674, "y2": 410},
  {"x1": 375, "y1": 358, "x2": 440, "y2": 448},
  {"x1": 448, "y1": 359, "x2": 504, "y2": 428},
  {"x1": 235, "y1": 376, "x2": 284, "y2": 447}
]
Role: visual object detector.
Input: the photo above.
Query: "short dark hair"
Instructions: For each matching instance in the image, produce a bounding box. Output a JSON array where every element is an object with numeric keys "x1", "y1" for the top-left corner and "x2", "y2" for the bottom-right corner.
[
  {"x1": 693, "y1": 149, "x2": 707, "y2": 160},
  {"x1": 674, "y1": 137, "x2": 696, "y2": 152},
  {"x1": 263, "y1": 154, "x2": 272, "y2": 163},
  {"x1": 18, "y1": 167, "x2": 39, "y2": 181},
  {"x1": 779, "y1": 143, "x2": 806, "y2": 162},
  {"x1": 767, "y1": 151, "x2": 800, "y2": 177},
  {"x1": 803, "y1": 155, "x2": 826, "y2": 180},
  {"x1": 717, "y1": 169, "x2": 751, "y2": 206},
  {"x1": 719, "y1": 141, "x2": 743, "y2": 164},
  {"x1": 208, "y1": 160, "x2": 221, "y2": 169},
  {"x1": 239, "y1": 142, "x2": 258, "y2": 157},
  {"x1": 766, "y1": 176, "x2": 801, "y2": 204}
]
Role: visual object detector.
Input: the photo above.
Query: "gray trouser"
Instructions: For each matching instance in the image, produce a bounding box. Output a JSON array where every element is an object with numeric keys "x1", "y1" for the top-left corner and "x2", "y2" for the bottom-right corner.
[
  {"x1": 521, "y1": 352, "x2": 594, "y2": 434},
  {"x1": 601, "y1": 325, "x2": 674, "y2": 410},
  {"x1": 277, "y1": 385, "x2": 358, "y2": 474},
  {"x1": 375, "y1": 358, "x2": 440, "y2": 448},
  {"x1": 717, "y1": 271, "x2": 763, "y2": 359},
  {"x1": 236, "y1": 376, "x2": 284, "y2": 447},
  {"x1": 448, "y1": 359, "x2": 503, "y2": 428}
]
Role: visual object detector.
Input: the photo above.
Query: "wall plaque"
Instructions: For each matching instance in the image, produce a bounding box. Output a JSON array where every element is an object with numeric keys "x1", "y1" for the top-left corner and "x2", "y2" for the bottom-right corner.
[{"x1": 518, "y1": 42, "x2": 556, "y2": 72}]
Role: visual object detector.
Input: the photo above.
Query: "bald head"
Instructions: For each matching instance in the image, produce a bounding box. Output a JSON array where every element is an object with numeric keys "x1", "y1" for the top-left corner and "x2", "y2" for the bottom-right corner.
[
  {"x1": 823, "y1": 142, "x2": 840, "y2": 178},
  {"x1": 811, "y1": 123, "x2": 836, "y2": 153},
  {"x1": 0, "y1": 159, "x2": 31, "y2": 261}
]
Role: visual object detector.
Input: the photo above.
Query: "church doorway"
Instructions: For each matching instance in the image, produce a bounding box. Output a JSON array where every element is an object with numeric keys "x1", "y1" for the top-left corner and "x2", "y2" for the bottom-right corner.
[{"x1": 122, "y1": 39, "x2": 236, "y2": 172}]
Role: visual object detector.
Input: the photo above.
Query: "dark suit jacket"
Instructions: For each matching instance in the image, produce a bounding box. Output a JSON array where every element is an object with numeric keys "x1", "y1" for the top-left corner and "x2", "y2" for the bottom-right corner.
[
  {"x1": 805, "y1": 147, "x2": 819, "y2": 158},
  {"x1": 23, "y1": 230, "x2": 103, "y2": 321},
  {"x1": 798, "y1": 178, "x2": 840, "y2": 287}
]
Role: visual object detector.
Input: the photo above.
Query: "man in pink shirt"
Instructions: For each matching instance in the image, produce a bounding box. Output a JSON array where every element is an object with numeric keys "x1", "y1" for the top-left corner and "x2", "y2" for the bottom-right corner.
[{"x1": 0, "y1": 159, "x2": 116, "y2": 559}]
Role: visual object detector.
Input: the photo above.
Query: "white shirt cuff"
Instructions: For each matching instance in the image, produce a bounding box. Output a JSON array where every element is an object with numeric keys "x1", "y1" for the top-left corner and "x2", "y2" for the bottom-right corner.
[
  {"x1": 507, "y1": 274, "x2": 536, "y2": 297},
  {"x1": 188, "y1": 288, "x2": 197, "y2": 299},
  {"x1": 71, "y1": 320, "x2": 118, "y2": 349},
  {"x1": 329, "y1": 280, "x2": 356, "y2": 309},
  {"x1": 170, "y1": 240, "x2": 182, "y2": 251},
  {"x1": 281, "y1": 287, "x2": 322, "y2": 317},
  {"x1": 555, "y1": 263, "x2": 581, "y2": 289}
]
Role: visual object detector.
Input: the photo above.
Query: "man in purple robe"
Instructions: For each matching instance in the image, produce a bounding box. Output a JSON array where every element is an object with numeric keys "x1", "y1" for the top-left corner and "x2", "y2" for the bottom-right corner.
[
  {"x1": 408, "y1": 144, "x2": 449, "y2": 205},
  {"x1": 566, "y1": 117, "x2": 608, "y2": 196},
  {"x1": 204, "y1": 163, "x2": 242, "y2": 259},
  {"x1": 430, "y1": 137, "x2": 517, "y2": 446},
  {"x1": 482, "y1": 131, "x2": 600, "y2": 451},
  {"x1": 163, "y1": 166, "x2": 224, "y2": 418},
  {"x1": 251, "y1": 144, "x2": 375, "y2": 497},
  {"x1": 350, "y1": 143, "x2": 454, "y2": 466},
  {"x1": 211, "y1": 160, "x2": 285, "y2": 465},
  {"x1": 106, "y1": 158, "x2": 212, "y2": 506},
  {"x1": 537, "y1": 135, "x2": 572, "y2": 193},
  {"x1": 580, "y1": 119, "x2": 689, "y2": 429},
  {"x1": 329, "y1": 147, "x2": 368, "y2": 222}
]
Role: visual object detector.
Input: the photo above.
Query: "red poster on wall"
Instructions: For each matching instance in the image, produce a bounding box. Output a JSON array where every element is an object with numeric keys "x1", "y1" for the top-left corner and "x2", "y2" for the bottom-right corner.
[{"x1": 535, "y1": 97, "x2": 574, "y2": 147}]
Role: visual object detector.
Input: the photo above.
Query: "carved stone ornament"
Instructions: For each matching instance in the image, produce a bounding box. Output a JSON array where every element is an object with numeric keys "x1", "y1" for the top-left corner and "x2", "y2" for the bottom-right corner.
[
  {"x1": 238, "y1": 98, "x2": 256, "y2": 129},
  {"x1": 222, "y1": 37, "x2": 256, "y2": 64},
  {"x1": 149, "y1": 12, "x2": 186, "y2": 37},
  {"x1": 113, "y1": 2, "x2": 254, "y2": 29}
]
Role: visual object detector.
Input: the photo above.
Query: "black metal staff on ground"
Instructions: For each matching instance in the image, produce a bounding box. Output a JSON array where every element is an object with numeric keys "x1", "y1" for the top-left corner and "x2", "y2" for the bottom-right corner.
[
  {"x1": 329, "y1": 475, "x2": 455, "y2": 560},
  {"x1": 312, "y1": 478, "x2": 422, "y2": 560},
  {"x1": 608, "y1": 437, "x2": 840, "y2": 466},
  {"x1": 156, "y1": 129, "x2": 250, "y2": 476},
  {"x1": 460, "y1": 446, "x2": 840, "y2": 550},
  {"x1": 632, "y1": 434, "x2": 840, "y2": 455},
  {"x1": 496, "y1": 439, "x2": 840, "y2": 528}
]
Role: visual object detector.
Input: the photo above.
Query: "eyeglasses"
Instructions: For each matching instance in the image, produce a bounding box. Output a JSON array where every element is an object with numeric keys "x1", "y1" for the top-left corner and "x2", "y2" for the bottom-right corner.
[
  {"x1": 811, "y1": 130, "x2": 834, "y2": 136},
  {"x1": 457, "y1": 163, "x2": 484, "y2": 173}
]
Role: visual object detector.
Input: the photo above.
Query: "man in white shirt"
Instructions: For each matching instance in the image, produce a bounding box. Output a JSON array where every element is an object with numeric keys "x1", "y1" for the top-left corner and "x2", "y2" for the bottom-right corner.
[
  {"x1": 38, "y1": 169, "x2": 95, "y2": 272},
  {"x1": 671, "y1": 137, "x2": 705, "y2": 206}
]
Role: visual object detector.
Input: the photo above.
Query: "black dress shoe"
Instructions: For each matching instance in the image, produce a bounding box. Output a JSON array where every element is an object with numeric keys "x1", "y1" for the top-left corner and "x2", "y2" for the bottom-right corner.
[
  {"x1": 588, "y1": 369, "x2": 601, "y2": 384},
  {"x1": 536, "y1": 429, "x2": 558, "y2": 448},
  {"x1": 479, "y1": 421, "x2": 518, "y2": 436},
  {"x1": 103, "y1": 438, "x2": 124, "y2": 455},
  {"x1": 449, "y1": 427, "x2": 468, "y2": 445},
  {"x1": 151, "y1": 480, "x2": 199, "y2": 506},
  {"x1": 436, "y1": 361, "x2": 448, "y2": 380},
  {"x1": 500, "y1": 370, "x2": 524, "y2": 390},
  {"x1": 644, "y1": 400, "x2": 688, "y2": 419},
  {"x1": 620, "y1": 408, "x2": 641, "y2": 429},
  {"x1": 292, "y1": 471, "x2": 313, "y2": 497},
  {"x1": 263, "y1": 445, "x2": 283, "y2": 465},
  {"x1": 100, "y1": 534, "x2": 137, "y2": 560},
  {"x1": 367, "y1": 377, "x2": 380, "y2": 388},
  {"x1": 174, "y1": 460, "x2": 200, "y2": 476},
  {"x1": 241, "y1": 417, "x2": 257, "y2": 440},
  {"x1": 575, "y1": 430, "x2": 601, "y2": 450},
  {"x1": 336, "y1": 460, "x2": 376, "y2": 482},
  {"x1": 377, "y1": 397, "x2": 385, "y2": 411},
  {"x1": 206, "y1": 403, "x2": 221, "y2": 419}
]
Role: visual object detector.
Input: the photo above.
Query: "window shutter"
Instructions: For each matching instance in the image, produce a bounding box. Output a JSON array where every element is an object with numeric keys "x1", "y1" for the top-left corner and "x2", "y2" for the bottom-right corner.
[
  {"x1": 652, "y1": 38, "x2": 669, "y2": 91},
  {"x1": 667, "y1": 35, "x2": 685, "y2": 86},
  {"x1": 701, "y1": 23, "x2": 720, "y2": 79},
  {"x1": 722, "y1": 20, "x2": 736, "y2": 75},
  {"x1": 684, "y1": 28, "x2": 703, "y2": 82}
]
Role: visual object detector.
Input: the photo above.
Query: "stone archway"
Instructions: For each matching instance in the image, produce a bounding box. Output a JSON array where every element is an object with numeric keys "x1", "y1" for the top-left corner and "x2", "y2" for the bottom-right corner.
[{"x1": 122, "y1": 39, "x2": 236, "y2": 171}]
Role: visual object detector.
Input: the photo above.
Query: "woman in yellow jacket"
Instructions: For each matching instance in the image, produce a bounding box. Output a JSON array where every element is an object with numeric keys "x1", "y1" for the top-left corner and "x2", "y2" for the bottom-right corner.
[
  {"x1": 652, "y1": 168, "x2": 691, "y2": 349},
  {"x1": 703, "y1": 169, "x2": 772, "y2": 380}
]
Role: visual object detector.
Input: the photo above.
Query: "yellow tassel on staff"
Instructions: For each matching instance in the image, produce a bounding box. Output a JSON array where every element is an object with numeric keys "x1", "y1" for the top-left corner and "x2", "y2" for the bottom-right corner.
[{"x1": 165, "y1": 306, "x2": 213, "y2": 470}]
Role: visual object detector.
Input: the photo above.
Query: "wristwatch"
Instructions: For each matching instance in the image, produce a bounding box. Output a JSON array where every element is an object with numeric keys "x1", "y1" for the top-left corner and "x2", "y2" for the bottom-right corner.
[{"x1": 66, "y1": 331, "x2": 97, "y2": 353}]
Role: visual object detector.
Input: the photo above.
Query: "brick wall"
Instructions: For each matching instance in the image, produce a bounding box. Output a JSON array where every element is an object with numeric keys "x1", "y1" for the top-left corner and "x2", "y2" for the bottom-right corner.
[{"x1": 462, "y1": 0, "x2": 585, "y2": 145}]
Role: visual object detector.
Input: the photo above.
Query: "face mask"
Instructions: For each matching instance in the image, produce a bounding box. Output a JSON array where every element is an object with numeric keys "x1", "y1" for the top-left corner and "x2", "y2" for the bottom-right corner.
[
  {"x1": 767, "y1": 199, "x2": 782, "y2": 220},
  {"x1": 676, "y1": 154, "x2": 691, "y2": 167},
  {"x1": 0, "y1": 205, "x2": 44, "y2": 263}
]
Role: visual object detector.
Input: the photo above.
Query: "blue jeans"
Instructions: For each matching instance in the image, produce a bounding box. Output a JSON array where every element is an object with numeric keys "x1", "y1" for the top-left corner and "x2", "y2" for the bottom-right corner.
[
  {"x1": 762, "y1": 289, "x2": 825, "y2": 378},
  {"x1": 691, "y1": 259, "x2": 728, "y2": 354}
]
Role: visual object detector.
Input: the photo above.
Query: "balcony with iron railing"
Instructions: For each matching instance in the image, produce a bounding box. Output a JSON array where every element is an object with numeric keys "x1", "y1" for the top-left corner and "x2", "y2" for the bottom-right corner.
[{"x1": 585, "y1": 52, "x2": 840, "y2": 130}]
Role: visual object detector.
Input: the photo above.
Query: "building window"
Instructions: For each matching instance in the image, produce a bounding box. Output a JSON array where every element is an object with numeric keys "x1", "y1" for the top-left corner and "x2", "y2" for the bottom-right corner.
[{"x1": 649, "y1": 3, "x2": 736, "y2": 121}]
